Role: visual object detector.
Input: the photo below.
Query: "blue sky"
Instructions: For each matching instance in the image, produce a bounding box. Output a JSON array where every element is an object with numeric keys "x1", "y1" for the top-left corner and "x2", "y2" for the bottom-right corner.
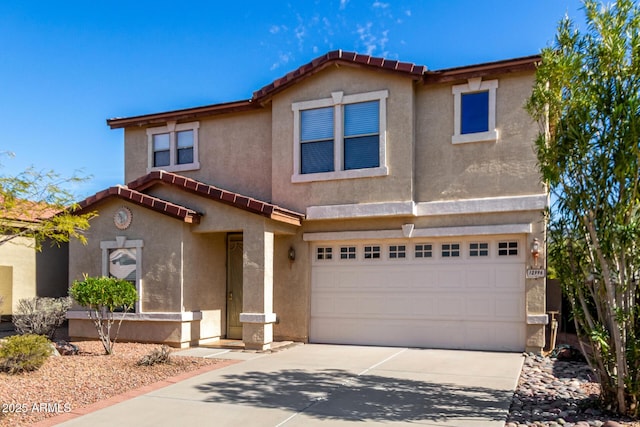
[{"x1": 0, "y1": 0, "x2": 585, "y2": 199}]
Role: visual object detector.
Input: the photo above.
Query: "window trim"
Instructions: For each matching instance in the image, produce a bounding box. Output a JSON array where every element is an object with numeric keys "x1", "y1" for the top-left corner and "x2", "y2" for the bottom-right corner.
[
  {"x1": 146, "y1": 121, "x2": 200, "y2": 173},
  {"x1": 292, "y1": 90, "x2": 389, "y2": 183},
  {"x1": 452, "y1": 78, "x2": 498, "y2": 144},
  {"x1": 101, "y1": 238, "x2": 144, "y2": 313}
]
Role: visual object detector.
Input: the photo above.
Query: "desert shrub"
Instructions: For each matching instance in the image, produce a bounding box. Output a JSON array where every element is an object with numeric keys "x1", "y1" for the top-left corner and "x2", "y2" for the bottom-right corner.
[
  {"x1": 13, "y1": 296, "x2": 72, "y2": 339},
  {"x1": 136, "y1": 345, "x2": 172, "y2": 366},
  {"x1": 0, "y1": 334, "x2": 52, "y2": 374},
  {"x1": 69, "y1": 276, "x2": 138, "y2": 355}
]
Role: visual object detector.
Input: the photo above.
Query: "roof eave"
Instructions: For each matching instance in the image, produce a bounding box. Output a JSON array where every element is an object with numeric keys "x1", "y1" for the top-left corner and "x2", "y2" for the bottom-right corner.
[
  {"x1": 107, "y1": 99, "x2": 257, "y2": 129},
  {"x1": 424, "y1": 54, "x2": 541, "y2": 84}
]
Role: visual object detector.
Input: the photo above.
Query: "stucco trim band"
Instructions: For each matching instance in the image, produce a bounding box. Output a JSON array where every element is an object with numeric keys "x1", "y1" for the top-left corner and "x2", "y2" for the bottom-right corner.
[
  {"x1": 66, "y1": 311, "x2": 203, "y2": 321},
  {"x1": 239, "y1": 312, "x2": 277, "y2": 324},
  {"x1": 304, "y1": 223, "x2": 532, "y2": 242},
  {"x1": 416, "y1": 194, "x2": 548, "y2": 216},
  {"x1": 527, "y1": 314, "x2": 550, "y2": 325},
  {"x1": 307, "y1": 201, "x2": 416, "y2": 219},
  {"x1": 306, "y1": 194, "x2": 547, "y2": 220}
]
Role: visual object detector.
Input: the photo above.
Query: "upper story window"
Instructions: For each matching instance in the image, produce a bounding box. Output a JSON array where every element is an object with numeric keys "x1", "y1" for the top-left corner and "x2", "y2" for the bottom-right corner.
[
  {"x1": 147, "y1": 121, "x2": 200, "y2": 173},
  {"x1": 292, "y1": 90, "x2": 388, "y2": 183},
  {"x1": 452, "y1": 78, "x2": 498, "y2": 144}
]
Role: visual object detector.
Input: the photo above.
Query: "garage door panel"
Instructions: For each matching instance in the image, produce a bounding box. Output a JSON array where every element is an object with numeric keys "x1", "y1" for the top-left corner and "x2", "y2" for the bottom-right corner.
[{"x1": 310, "y1": 237, "x2": 527, "y2": 351}]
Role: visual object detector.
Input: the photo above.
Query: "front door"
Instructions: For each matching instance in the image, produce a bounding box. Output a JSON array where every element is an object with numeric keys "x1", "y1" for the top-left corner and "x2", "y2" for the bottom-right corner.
[{"x1": 226, "y1": 234, "x2": 243, "y2": 339}]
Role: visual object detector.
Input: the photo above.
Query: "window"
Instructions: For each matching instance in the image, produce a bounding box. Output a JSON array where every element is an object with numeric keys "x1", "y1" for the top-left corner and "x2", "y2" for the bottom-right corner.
[
  {"x1": 101, "y1": 238, "x2": 143, "y2": 313},
  {"x1": 340, "y1": 246, "x2": 357, "y2": 260},
  {"x1": 441, "y1": 243, "x2": 460, "y2": 258},
  {"x1": 415, "y1": 244, "x2": 433, "y2": 258},
  {"x1": 498, "y1": 241, "x2": 519, "y2": 256},
  {"x1": 364, "y1": 245, "x2": 381, "y2": 260},
  {"x1": 389, "y1": 245, "x2": 406, "y2": 259},
  {"x1": 292, "y1": 90, "x2": 388, "y2": 182},
  {"x1": 452, "y1": 78, "x2": 498, "y2": 144},
  {"x1": 316, "y1": 247, "x2": 333, "y2": 260},
  {"x1": 147, "y1": 121, "x2": 200, "y2": 173},
  {"x1": 469, "y1": 242, "x2": 489, "y2": 257}
]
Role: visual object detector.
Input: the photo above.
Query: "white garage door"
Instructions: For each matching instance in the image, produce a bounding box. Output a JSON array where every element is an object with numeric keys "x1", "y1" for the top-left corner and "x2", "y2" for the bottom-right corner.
[{"x1": 310, "y1": 237, "x2": 526, "y2": 351}]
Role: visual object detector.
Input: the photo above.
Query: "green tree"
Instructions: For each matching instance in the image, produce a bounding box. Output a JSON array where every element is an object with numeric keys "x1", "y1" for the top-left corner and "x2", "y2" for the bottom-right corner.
[
  {"x1": 69, "y1": 276, "x2": 138, "y2": 355},
  {"x1": 528, "y1": 0, "x2": 640, "y2": 415},
  {"x1": 0, "y1": 153, "x2": 95, "y2": 249}
]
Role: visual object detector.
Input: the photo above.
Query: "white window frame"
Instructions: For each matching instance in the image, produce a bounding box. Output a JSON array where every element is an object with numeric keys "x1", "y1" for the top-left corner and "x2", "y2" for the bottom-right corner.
[
  {"x1": 292, "y1": 90, "x2": 389, "y2": 183},
  {"x1": 101, "y1": 238, "x2": 143, "y2": 313},
  {"x1": 452, "y1": 78, "x2": 498, "y2": 144},
  {"x1": 146, "y1": 120, "x2": 200, "y2": 173}
]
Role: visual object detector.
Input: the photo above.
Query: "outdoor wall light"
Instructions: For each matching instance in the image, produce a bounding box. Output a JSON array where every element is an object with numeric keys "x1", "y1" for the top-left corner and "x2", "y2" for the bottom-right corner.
[
  {"x1": 531, "y1": 238, "x2": 541, "y2": 266},
  {"x1": 288, "y1": 247, "x2": 296, "y2": 261}
]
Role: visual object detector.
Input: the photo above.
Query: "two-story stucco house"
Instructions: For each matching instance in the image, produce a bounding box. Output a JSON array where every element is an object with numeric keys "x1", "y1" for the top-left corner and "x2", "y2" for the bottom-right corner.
[{"x1": 67, "y1": 50, "x2": 548, "y2": 353}]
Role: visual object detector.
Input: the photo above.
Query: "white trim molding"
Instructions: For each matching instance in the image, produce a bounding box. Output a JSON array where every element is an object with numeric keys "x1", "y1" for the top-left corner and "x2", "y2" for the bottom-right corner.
[
  {"x1": 304, "y1": 223, "x2": 532, "y2": 242},
  {"x1": 416, "y1": 194, "x2": 548, "y2": 216},
  {"x1": 306, "y1": 194, "x2": 548, "y2": 220},
  {"x1": 292, "y1": 89, "x2": 389, "y2": 183},
  {"x1": 527, "y1": 314, "x2": 549, "y2": 325},
  {"x1": 452, "y1": 78, "x2": 499, "y2": 144},
  {"x1": 307, "y1": 201, "x2": 415, "y2": 220},
  {"x1": 239, "y1": 312, "x2": 277, "y2": 324},
  {"x1": 66, "y1": 310, "x2": 203, "y2": 322}
]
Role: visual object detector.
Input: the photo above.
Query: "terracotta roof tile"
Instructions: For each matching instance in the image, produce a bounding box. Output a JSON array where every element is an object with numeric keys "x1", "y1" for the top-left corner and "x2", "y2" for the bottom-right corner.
[
  {"x1": 77, "y1": 185, "x2": 201, "y2": 224},
  {"x1": 106, "y1": 50, "x2": 537, "y2": 129},
  {"x1": 125, "y1": 171, "x2": 304, "y2": 226}
]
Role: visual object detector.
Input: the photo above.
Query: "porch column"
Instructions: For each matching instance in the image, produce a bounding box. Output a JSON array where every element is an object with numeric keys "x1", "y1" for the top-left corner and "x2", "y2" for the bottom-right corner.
[{"x1": 240, "y1": 226, "x2": 276, "y2": 350}]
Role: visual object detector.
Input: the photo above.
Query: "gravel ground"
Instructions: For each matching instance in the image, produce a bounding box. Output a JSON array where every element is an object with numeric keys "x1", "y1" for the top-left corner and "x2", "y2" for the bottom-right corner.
[
  {"x1": 0, "y1": 340, "x2": 224, "y2": 427},
  {"x1": 507, "y1": 354, "x2": 640, "y2": 427}
]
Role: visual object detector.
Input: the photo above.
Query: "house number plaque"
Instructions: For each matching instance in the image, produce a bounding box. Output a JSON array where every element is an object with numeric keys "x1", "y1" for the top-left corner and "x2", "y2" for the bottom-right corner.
[{"x1": 526, "y1": 268, "x2": 546, "y2": 279}]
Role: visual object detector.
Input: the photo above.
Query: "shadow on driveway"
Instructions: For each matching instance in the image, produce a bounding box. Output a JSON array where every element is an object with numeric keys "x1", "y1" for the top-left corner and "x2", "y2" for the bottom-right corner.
[{"x1": 195, "y1": 368, "x2": 512, "y2": 423}]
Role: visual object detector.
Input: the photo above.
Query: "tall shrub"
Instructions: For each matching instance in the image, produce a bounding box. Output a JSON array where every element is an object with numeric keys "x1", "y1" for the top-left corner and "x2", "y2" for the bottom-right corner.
[
  {"x1": 69, "y1": 276, "x2": 138, "y2": 355},
  {"x1": 527, "y1": 0, "x2": 640, "y2": 415}
]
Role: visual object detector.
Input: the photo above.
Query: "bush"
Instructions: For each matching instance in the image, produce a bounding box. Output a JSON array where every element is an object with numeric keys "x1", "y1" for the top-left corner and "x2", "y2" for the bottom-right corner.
[
  {"x1": 13, "y1": 297, "x2": 72, "y2": 339},
  {"x1": 0, "y1": 334, "x2": 52, "y2": 374},
  {"x1": 69, "y1": 276, "x2": 138, "y2": 355},
  {"x1": 137, "y1": 345, "x2": 172, "y2": 366}
]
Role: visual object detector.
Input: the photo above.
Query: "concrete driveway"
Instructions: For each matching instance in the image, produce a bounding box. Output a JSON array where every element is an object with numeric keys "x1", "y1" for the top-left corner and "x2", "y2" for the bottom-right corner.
[{"x1": 54, "y1": 344, "x2": 524, "y2": 427}]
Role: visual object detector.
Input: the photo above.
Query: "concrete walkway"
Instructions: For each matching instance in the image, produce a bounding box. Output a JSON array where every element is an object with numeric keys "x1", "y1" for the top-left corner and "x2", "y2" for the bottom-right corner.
[{"x1": 53, "y1": 344, "x2": 524, "y2": 427}]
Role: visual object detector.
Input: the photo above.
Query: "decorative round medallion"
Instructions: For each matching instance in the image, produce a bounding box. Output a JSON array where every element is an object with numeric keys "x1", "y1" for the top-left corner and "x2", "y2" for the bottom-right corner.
[{"x1": 114, "y1": 207, "x2": 132, "y2": 230}]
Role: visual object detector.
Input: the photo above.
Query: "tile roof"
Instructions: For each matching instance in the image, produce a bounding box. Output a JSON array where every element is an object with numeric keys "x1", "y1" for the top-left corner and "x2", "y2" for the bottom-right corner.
[
  {"x1": 78, "y1": 185, "x2": 201, "y2": 224},
  {"x1": 127, "y1": 171, "x2": 305, "y2": 226},
  {"x1": 78, "y1": 171, "x2": 305, "y2": 226},
  {"x1": 106, "y1": 50, "x2": 540, "y2": 129},
  {"x1": 251, "y1": 50, "x2": 427, "y2": 101},
  {"x1": 0, "y1": 196, "x2": 60, "y2": 223}
]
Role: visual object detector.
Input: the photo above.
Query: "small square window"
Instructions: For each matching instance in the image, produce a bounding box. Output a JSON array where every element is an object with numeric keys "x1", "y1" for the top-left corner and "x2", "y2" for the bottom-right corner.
[
  {"x1": 470, "y1": 242, "x2": 489, "y2": 257},
  {"x1": 498, "y1": 241, "x2": 519, "y2": 256},
  {"x1": 415, "y1": 244, "x2": 433, "y2": 258},
  {"x1": 340, "y1": 246, "x2": 357, "y2": 260},
  {"x1": 389, "y1": 245, "x2": 406, "y2": 259},
  {"x1": 442, "y1": 243, "x2": 460, "y2": 258},
  {"x1": 317, "y1": 247, "x2": 333, "y2": 260},
  {"x1": 364, "y1": 245, "x2": 381, "y2": 260}
]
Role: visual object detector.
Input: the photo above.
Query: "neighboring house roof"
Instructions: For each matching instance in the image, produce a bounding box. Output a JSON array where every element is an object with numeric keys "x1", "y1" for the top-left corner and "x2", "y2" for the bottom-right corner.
[
  {"x1": 0, "y1": 196, "x2": 59, "y2": 224},
  {"x1": 107, "y1": 50, "x2": 540, "y2": 129},
  {"x1": 78, "y1": 171, "x2": 305, "y2": 226}
]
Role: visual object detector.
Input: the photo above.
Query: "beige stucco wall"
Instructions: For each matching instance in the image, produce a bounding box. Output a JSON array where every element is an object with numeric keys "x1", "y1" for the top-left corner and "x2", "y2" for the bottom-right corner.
[
  {"x1": 0, "y1": 236, "x2": 35, "y2": 315},
  {"x1": 415, "y1": 72, "x2": 542, "y2": 202},
  {"x1": 123, "y1": 109, "x2": 273, "y2": 202},
  {"x1": 270, "y1": 66, "x2": 416, "y2": 212}
]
